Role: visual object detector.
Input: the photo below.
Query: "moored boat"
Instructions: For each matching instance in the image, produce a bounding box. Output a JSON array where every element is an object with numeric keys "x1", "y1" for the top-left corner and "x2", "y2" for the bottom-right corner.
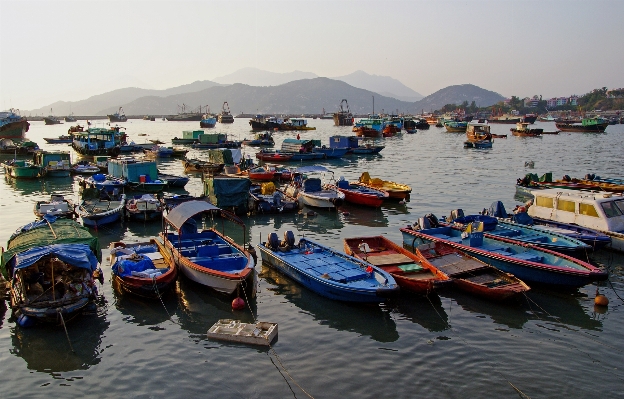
[
  {"x1": 70, "y1": 160, "x2": 101, "y2": 175},
  {"x1": 353, "y1": 172, "x2": 411, "y2": 200},
  {"x1": 333, "y1": 99, "x2": 354, "y2": 126},
  {"x1": 258, "y1": 231, "x2": 399, "y2": 302},
  {"x1": 34, "y1": 150, "x2": 72, "y2": 178},
  {"x1": 182, "y1": 158, "x2": 225, "y2": 174},
  {"x1": 284, "y1": 166, "x2": 345, "y2": 209},
  {"x1": 343, "y1": 235, "x2": 450, "y2": 295},
  {"x1": 125, "y1": 194, "x2": 164, "y2": 221},
  {"x1": 329, "y1": 177, "x2": 388, "y2": 207},
  {"x1": 444, "y1": 121, "x2": 468, "y2": 133},
  {"x1": 255, "y1": 149, "x2": 294, "y2": 162},
  {"x1": 556, "y1": 116, "x2": 609, "y2": 132},
  {"x1": 43, "y1": 135, "x2": 73, "y2": 144},
  {"x1": 0, "y1": 109, "x2": 30, "y2": 140},
  {"x1": 248, "y1": 182, "x2": 299, "y2": 214},
  {"x1": 510, "y1": 122, "x2": 543, "y2": 137},
  {"x1": 108, "y1": 107, "x2": 128, "y2": 122},
  {"x1": 34, "y1": 194, "x2": 75, "y2": 219},
  {"x1": 217, "y1": 102, "x2": 234, "y2": 124},
  {"x1": 2, "y1": 159, "x2": 42, "y2": 179}
]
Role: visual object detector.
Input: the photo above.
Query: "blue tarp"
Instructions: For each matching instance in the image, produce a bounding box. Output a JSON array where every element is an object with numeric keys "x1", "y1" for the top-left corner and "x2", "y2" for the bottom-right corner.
[
  {"x1": 13, "y1": 244, "x2": 98, "y2": 276},
  {"x1": 487, "y1": 201, "x2": 509, "y2": 218},
  {"x1": 10, "y1": 214, "x2": 57, "y2": 240},
  {"x1": 304, "y1": 178, "x2": 322, "y2": 192}
]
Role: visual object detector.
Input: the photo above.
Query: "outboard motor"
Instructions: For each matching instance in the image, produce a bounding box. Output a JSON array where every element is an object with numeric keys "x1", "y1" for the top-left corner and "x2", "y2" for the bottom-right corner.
[
  {"x1": 283, "y1": 231, "x2": 296, "y2": 247},
  {"x1": 487, "y1": 201, "x2": 508, "y2": 218},
  {"x1": 268, "y1": 232, "x2": 280, "y2": 250},
  {"x1": 562, "y1": 174, "x2": 571, "y2": 182},
  {"x1": 418, "y1": 216, "x2": 431, "y2": 230},
  {"x1": 450, "y1": 209, "x2": 464, "y2": 221},
  {"x1": 425, "y1": 213, "x2": 439, "y2": 228}
]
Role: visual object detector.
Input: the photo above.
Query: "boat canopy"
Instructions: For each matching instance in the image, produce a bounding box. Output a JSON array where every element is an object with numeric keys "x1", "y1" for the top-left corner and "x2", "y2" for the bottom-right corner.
[
  {"x1": 164, "y1": 200, "x2": 221, "y2": 231},
  {"x1": 12, "y1": 244, "x2": 99, "y2": 276}
]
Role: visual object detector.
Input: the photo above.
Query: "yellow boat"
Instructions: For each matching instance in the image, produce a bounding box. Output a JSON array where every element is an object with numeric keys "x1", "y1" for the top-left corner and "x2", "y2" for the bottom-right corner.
[{"x1": 354, "y1": 172, "x2": 412, "y2": 200}]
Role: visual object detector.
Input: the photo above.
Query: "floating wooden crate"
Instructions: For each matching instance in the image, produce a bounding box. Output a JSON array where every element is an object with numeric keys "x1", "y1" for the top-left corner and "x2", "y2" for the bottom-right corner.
[{"x1": 207, "y1": 319, "x2": 278, "y2": 346}]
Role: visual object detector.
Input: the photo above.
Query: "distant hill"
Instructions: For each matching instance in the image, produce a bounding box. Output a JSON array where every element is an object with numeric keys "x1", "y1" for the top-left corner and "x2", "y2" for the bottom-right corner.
[
  {"x1": 98, "y1": 78, "x2": 418, "y2": 116},
  {"x1": 413, "y1": 84, "x2": 505, "y2": 113},
  {"x1": 331, "y1": 70, "x2": 424, "y2": 102},
  {"x1": 213, "y1": 67, "x2": 317, "y2": 87},
  {"x1": 26, "y1": 80, "x2": 223, "y2": 116}
]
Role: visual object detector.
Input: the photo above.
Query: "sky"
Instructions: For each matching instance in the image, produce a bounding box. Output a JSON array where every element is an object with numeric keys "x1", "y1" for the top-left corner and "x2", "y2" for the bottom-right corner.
[{"x1": 1, "y1": 0, "x2": 623, "y2": 111}]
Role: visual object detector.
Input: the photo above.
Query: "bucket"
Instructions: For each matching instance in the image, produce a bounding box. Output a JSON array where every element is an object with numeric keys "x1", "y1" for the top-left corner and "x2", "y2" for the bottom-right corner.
[{"x1": 139, "y1": 175, "x2": 146, "y2": 183}]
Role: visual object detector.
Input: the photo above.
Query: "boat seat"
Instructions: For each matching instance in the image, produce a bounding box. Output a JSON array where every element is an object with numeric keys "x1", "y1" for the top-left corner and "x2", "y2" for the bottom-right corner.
[{"x1": 197, "y1": 244, "x2": 220, "y2": 257}]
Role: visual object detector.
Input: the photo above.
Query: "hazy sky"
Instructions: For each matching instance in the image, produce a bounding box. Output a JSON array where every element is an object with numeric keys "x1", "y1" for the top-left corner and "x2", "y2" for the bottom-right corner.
[{"x1": 1, "y1": 0, "x2": 623, "y2": 111}]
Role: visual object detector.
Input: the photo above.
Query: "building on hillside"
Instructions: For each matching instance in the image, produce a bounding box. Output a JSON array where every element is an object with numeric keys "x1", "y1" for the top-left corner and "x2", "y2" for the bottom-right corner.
[
  {"x1": 569, "y1": 95, "x2": 579, "y2": 106},
  {"x1": 523, "y1": 95, "x2": 540, "y2": 108}
]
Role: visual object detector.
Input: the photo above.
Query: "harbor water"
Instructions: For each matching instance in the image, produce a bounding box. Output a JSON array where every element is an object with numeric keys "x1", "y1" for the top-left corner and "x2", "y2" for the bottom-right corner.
[{"x1": 1, "y1": 118, "x2": 623, "y2": 398}]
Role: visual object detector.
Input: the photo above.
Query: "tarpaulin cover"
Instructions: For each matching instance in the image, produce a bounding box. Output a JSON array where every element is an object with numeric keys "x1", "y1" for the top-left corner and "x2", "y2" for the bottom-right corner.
[
  {"x1": 12, "y1": 244, "x2": 98, "y2": 276},
  {"x1": 205, "y1": 177, "x2": 251, "y2": 211},
  {"x1": 113, "y1": 256, "x2": 155, "y2": 277},
  {"x1": 487, "y1": 201, "x2": 508, "y2": 218},
  {"x1": 164, "y1": 200, "x2": 220, "y2": 231},
  {"x1": 303, "y1": 178, "x2": 322, "y2": 192},
  {"x1": 208, "y1": 149, "x2": 233, "y2": 165}
]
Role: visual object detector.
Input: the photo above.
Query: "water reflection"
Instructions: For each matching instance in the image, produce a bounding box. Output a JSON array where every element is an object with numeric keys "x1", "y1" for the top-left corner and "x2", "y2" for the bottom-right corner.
[
  {"x1": 394, "y1": 295, "x2": 450, "y2": 332},
  {"x1": 339, "y1": 204, "x2": 389, "y2": 227},
  {"x1": 112, "y1": 283, "x2": 180, "y2": 327},
  {"x1": 260, "y1": 264, "x2": 399, "y2": 343},
  {"x1": 9, "y1": 304, "x2": 110, "y2": 373},
  {"x1": 447, "y1": 290, "x2": 530, "y2": 330}
]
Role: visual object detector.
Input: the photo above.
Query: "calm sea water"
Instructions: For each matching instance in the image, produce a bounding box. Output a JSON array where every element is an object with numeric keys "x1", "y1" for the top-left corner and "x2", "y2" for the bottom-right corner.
[{"x1": 1, "y1": 118, "x2": 623, "y2": 398}]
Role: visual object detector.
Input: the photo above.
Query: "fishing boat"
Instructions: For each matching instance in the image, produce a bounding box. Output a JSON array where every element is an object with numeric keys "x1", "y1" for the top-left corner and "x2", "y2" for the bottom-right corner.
[
  {"x1": 2, "y1": 159, "x2": 42, "y2": 179},
  {"x1": 33, "y1": 150, "x2": 72, "y2": 178},
  {"x1": 249, "y1": 182, "x2": 299, "y2": 214},
  {"x1": 157, "y1": 173, "x2": 189, "y2": 188},
  {"x1": 143, "y1": 145, "x2": 174, "y2": 158},
  {"x1": 556, "y1": 116, "x2": 609, "y2": 132},
  {"x1": 76, "y1": 188, "x2": 126, "y2": 227},
  {"x1": 400, "y1": 216, "x2": 608, "y2": 288},
  {"x1": 248, "y1": 115, "x2": 283, "y2": 131},
  {"x1": 76, "y1": 173, "x2": 126, "y2": 193},
  {"x1": 108, "y1": 107, "x2": 128, "y2": 122},
  {"x1": 182, "y1": 158, "x2": 225, "y2": 174},
  {"x1": 415, "y1": 241, "x2": 530, "y2": 301},
  {"x1": 527, "y1": 188, "x2": 624, "y2": 252},
  {"x1": 167, "y1": 104, "x2": 203, "y2": 121},
  {"x1": 44, "y1": 113, "x2": 62, "y2": 125},
  {"x1": 328, "y1": 136, "x2": 384, "y2": 155},
  {"x1": 329, "y1": 177, "x2": 389, "y2": 207},
  {"x1": 257, "y1": 231, "x2": 399, "y2": 302},
  {"x1": 108, "y1": 158, "x2": 167, "y2": 192},
  {"x1": 43, "y1": 135, "x2": 73, "y2": 144},
  {"x1": 488, "y1": 114, "x2": 521, "y2": 124},
  {"x1": 0, "y1": 138, "x2": 39, "y2": 155},
  {"x1": 34, "y1": 194, "x2": 75, "y2": 219},
  {"x1": 465, "y1": 123, "x2": 493, "y2": 148},
  {"x1": 1, "y1": 218, "x2": 102, "y2": 327},
  {"x1": 172, "y1": 130, "x2": 204, "y2": 145},
  {"x1": 242, "y1": 131, "x2": 274, "y2": 147},
  {"x1": 109, "y1": 239, "x2": 177, "y2": 298},
  {"x1": 255, "y1": 149, "x2": 294, "y2": 162},
  {"x1": 353, "y1": 172, "x2": 411, "y2": 200},
  {"x1": 333, "y1": 99, "x2": 354, "y2": 126},
  {"x1": 352, "y1": 117, "x2": 383, "y2": 137},
  {"x1": 284, "y1": 166, "x2": 345, "y2": 209},
  {"x1": 444, "y1": 121, "x2": 468, "y2": 133},
  {"x1": 70, "y1": 160, "x2": 101, "y2": 175},
  {"x1": 158, "y1": 200, "x2": 256, "y2": 297},
  {"x1": 278, "y1": 139, "x2": 325, "y2": 161},
  {"x1": 343, "y1": 235, "x2": 450, "y2": 295},
  {"x1": 247, "y1": 166, "x2": 282, "y2": 181},
  {"x1": 0, "y1": 109, "x2": 30, "y2": 140},
  {"x1": 200, "y1": 109, "x2": 217, "y2": 128},
  {"x1": 282, "y1": 118, "x2": 316, "y2": 131},
  {"x1": 447, "y1": 208, "x2": 592, "y2": 256},
  {"x1": 522, "y1": 114, "x2": 538, "y2": 124},
  {"x1": 125, "y1": 194, "x2": 164, "y2": 221},
  {"x1": 72, "y1": 126, "x2": 123, "y2": 157},
  {"x1": 217, "y1": 102, "x2": 234, "y2": 124},
  {"x1": 510, "y1": 122, "x2": 543, "y2": 137}
]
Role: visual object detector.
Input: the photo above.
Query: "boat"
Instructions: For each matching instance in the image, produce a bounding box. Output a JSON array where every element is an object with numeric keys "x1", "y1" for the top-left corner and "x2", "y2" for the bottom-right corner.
[
  {"x1": 522, "y1": 114, "x2": 538, "y2": 124},
  {"x1": 161, "y1": 194, "x2": 210, "y2": 211},
  {"x1": 108, "y1": 107, "x2": 128, "y2": 123},
  {"x1": 488, "y1": 114, "x2": 521, "y2": 124},
  {"x1": 555, "y1": 116, "x2": 609, "y2": 132},
  {"x1": 199, "y1": 107, "x2": 217, "y2": 128},
  {"x1": 277, "y1": 139, "x2": 325, "y2": 161},
  {"x1": 353, "y1": 172, "x2": 411, "y2": 200},
  {"x1": 465, "y1": 123, "x2": 493, "y2": 148},
  {"x1": 0, "y1": 138, "x2": 39, "y2": 155},
  {"x1": 400, "y1": 215, "x2": 608, "y2": 288},
  {"x1": 282, "y1": 118, "x2": 316, "y2": 131},
  {"x1": 142, "y1": 115, "x2": 156, "y2": 121},
  {"x1": 34, "y1": 194, "x2": 75, "y2": 219},
  {"x1": 333, "y1": 99, "x2": 354, "y2": 126},
  {"x1": 249, "y1": 115, "x2": 284, "y2": 131},
  {"x1": 158, "y1": 200, "x2": 256, "y2": 297},
  {"x1": 190, "y1": 133, "x2": 241, "y2": 149},
  {"x1": 329, "y1": 177, "x2": 389, "y2": 207},
  {"x1": 255, "y1": 150, "x2": 293, "y2": 162},
  {"x1": 157, "y1": 172, "x2": 189, "y2": 188},
  {"x1": 448, "y1": 207, "x2": 592, "y2": 256},
  {"x1": 510, "y1": 122, "x2": 550, "y2": 137},
  {"x1": 242, "y1": 131, "x2": 274, "y2": 147},
  {"x1": 182, "y1": 158, "x2": 225, "y2": 174},
  {"x1": 2, "y1": 159, "x2": 42, "y2": 179},
  {"x1": 43, "y1": 135, "x2": 73, "y2": 144},
  {"x1": 258, "y1": 231, "x2": 399, "y2": 302},
  {"x1": 444, "y1": 121, "x2": 468, "y2": 133},
  {"x1": 527, "y1": 188, "x2": 624, "y2": 252},
  {"x1": 415, "y1": 241, "x2": 530, "y2": 301},
  {"x1": 44, "y1": 110, "x2": 62, "y2": 125},
  {"x1": 68, "y1": 124, "x2": 85, "y2": 134},
  {"x1": 70, "y1": 160, "x2": 101, "y2": 175},
  {"x1": 425, "y1": 114, "x2": 439, "y2": 125},
  {"x1": 247, "y1": 166, "x2": 281, "y2": 181},
  {"x1": 108, "y1": 158, "x2": 167, "y2": 192},
  {"x1": 167, "y1": 104, "x2": 203, "y2": 121},
  {"x1": 284, "y1": 166, "x2": 345, "y2": 209},
  {"x1": 312, "y1": 146, "x2": 348, "y2": 159},
  {"x1": 328, "y1": 136, "x2": 384, "y2": 155},
  {"x1": 65, "y1": 113, "x2": 77, "y2": 122},
  {"x1": 76, "y1": 187, "x2": 126, "y2": 227},
  {"x1": 0, "y1": 109, "x2": 30, "y2": 139},
  {"x1": 172, "y1": 130, "x2": 204, "y2": 145},
  {"x1": 207, "y1": 319, "x2": 278, "y2": 346},
  {"x1": 71, "y1": 126, "x2": 123, "y2": 157},
  {"x1": 352, "y1": 117, "x2": 383, "y2": 137},
  {"x1": 76, "y1": 173, "x2": 126, "y2": 193},
  {"x1": 93, "y1": 155, "x2": 109, "y2": 172},
  {"x1": 217, "y1": 102, "x2": 234, "y2": 124},
  {"x1": 33, "y1": 150, "x2": 72, "y2": 178},
  {"x1": 343, "y1": 235, "x2": 450, "y2": 295},
  {"x1": 109, "y1": 239, "x2": 177, "y2": 298},
  {"x1": 249, "y1": 182, "x2": 299, "y2": 214},
  {"x1": 1, "y1": 218, "x2": 102, "y2": 327},
  {"x1": 125, "y1": 194, "x2": 164, "y2": 221},
  {"x1": 143, "y1": 145, "x2": 174, "y2": 158}
]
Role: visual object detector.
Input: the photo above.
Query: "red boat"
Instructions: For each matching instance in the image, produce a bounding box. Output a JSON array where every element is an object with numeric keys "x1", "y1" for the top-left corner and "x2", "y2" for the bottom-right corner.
[
  {"x1": 415, "y1": 242, "x2": 530, "y2": 301},
  {"x1": 352, "y1": 126, "x2": 381, "y2": 137},
  {"x1": 247, "y1": 166, "x2": 282, "y2": 181},
  {"x1": 382, "y1": 125, "x2": 401, "y2": 137},
  {"x1": 328, "y1": 178, "x2": 389, "y2": 207},
  {"x1": 343, "y1": 235, "x2": 451, "y2": 295},
  {"x1": 255, "y1": 150, "x2": 294, "y2": 162},
  {"x1": 109, "y1": 239, "x2": 178, "y2": 299}
]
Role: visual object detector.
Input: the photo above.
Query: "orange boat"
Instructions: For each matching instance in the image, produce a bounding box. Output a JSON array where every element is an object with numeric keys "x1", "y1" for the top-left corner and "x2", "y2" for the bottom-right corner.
[{"x1": 343, "y1": 235, "x2": 450, "y2": 295}]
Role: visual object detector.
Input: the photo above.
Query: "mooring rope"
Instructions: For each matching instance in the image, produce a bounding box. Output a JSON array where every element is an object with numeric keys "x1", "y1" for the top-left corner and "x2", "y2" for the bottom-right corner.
[
  {"x1": 58, "y1": 309, "x2": 75, "y2": 353},
  {"x1": 152, "y1": 276, "x2": 179, "y2": 325}
]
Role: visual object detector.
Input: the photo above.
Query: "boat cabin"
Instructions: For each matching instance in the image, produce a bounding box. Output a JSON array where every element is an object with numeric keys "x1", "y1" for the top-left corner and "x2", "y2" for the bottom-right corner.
[
  {"x1": 183, "y1": 130, "x2": 205, "y2": 140},
  {"x1": 72, "y1": 127, "x2": 122, "y2": 151},
  {"x1": 288, "y1": 118, "x2": 308, "y2": 127},
  {"x1": 108, "y1": 158, "x2": 159, "y2": 183},
  {"x1": 528, "y1": 188, "x2": 624, "y2": 233},
  {"x1": 329, "y1": 135, "x2": 359, "y2": 149},
  {"x1": 33, "y1": 150, "x2": 71, "y2": 168}
]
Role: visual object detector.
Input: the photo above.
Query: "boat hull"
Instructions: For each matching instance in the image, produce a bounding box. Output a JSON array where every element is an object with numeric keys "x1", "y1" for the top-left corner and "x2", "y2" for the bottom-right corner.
[
  {"x1": 0, "y1": 120, "x2": 29, "y2": 139},
  {"x1": 555, "y1": 122, "x2": 608, "y2": 132}
]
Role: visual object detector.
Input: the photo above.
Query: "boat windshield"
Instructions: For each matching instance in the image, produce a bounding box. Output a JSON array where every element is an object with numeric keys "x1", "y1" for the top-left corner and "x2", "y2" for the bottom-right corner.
[{"x1": 601, "y1": 199, "x2": 624, "y2": 218}]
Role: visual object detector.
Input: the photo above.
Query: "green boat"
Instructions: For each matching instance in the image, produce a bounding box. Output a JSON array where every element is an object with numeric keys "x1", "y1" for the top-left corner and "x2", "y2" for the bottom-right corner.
[
  {"x1": 555, "y1": 116, "x2": 609, "y2": 132},
  {"x1": 2, "y1": 159, "x2": 42, "y2": 179},
  {"x1": 33, "y1": 150, "x2": 72, "y2": 178}
]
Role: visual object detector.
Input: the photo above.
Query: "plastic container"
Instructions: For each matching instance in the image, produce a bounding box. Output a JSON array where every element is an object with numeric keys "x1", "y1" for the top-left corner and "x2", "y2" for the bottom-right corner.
[{"x1": 139, "y1": 175, "x2": 146, "y2": 183}]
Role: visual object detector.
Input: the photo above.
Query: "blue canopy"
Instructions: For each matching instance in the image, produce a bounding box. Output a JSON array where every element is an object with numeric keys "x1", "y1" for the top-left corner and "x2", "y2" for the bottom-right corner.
[{"x1": 13, "y1": 244, "x2": 99, "y2": 276}]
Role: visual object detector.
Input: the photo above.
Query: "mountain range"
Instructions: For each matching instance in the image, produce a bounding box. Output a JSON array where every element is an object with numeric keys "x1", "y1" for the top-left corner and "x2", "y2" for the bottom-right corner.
[{"x1": 25, "y1": 69, "x2": 504, "y2": 116}]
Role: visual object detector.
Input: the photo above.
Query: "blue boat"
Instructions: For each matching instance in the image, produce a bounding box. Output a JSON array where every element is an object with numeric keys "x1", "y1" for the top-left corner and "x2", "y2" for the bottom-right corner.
[
  {"x1": 77, "y1": 174, "x2": 126, "y2": 193},
  {"x1": 76, "y1": 188, "x2": 126, "y2": 227},
  {"x1": 328, "y1": 135, "x2": 384, "y2": 155},
  {"x1": 71, "y1": 127, "x2": 123, "y2": 157},
  {"x1": 400, "y1": 219, "x2": 608, "y2": 288},
  {"x1": 257, "y1": 231, "x2": 400, "y2": 302},
  {"x1": 313, "y1": 147, "x2": 348, "y2": 159},
  {"x1": 447, "y1": 208, "x2": 591, "y2": 256},
  {"x1": 108, "y1": 158, "x2": 167, "y2": 193}
]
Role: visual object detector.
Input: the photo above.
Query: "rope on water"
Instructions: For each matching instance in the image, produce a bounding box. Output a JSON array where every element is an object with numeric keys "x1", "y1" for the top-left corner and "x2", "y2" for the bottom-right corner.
[
  {"x1": 152, "y1": 276, "x2": 179, "y2": 325},
  {"x1": 58, "y1": 309, "x2": 75, "y2": 353}
]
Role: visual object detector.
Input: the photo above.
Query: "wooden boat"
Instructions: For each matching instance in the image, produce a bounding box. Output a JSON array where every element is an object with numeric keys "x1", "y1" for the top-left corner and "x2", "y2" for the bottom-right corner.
[
  {"x1": 249, "y1": 182, "x2": 299, "y2": 214},
  {"x1": 511, "y1": 122, "x2": 543, "y2": 137},
  {"x1": 2, "y1": 159, "x2": 42, "y2": 179},
  {"x1": 415, "y1": 242, "x2": 530, "y2": 301},
  {"x1": 491, "y1": 134, "x2": 508, "y2": 138},
  {"x1": 247, "y1": 166, "x2": 281, "y2": 181},
  {"x1": 109, "y1": 158, "x2": 167, "y2": 192},
  {"x1": 1, "y1": 218, "x2": 101, "y2": 327},
  {"x1": 44, "y1": 115, "x2": 62, "y2": 125},
  {"x1": 125, "y1": 194, "x2": 163, "y2": 221},
  {"x1": 329, "y1": 178, "x2": 389, "y2": 207},
  {"x1": 72, "y1": 127, "x2": 123, "y2": 157},
  {"x1": 527, "y1": 188, "x2": 624, "y2": 252},
  {"x1": 43, "y1": 135, "x2": 72, "y2": 144},
  {"x1": 257, "y1": 231, "x2": 399, "y2": 302},
  {"x1": 34, "y1": 194, "x2": 75, "y2": 219},
  {"x1": 255, "y1": 149, "x2": 294, "y2": 162},
  {"x1": 76, "y1": 188, "x2": 126, "y2": 228},
  {"x1": 444, "y1": 121, "x2": 468, "y2": 133},
  {"x1": 343, "y1": 235, "x2": 450, "y2": 295},
  {"x1": 556, "y1": 116, "x2": 609, "y2": 132},
  {"x1": 284, "y1": 166, "x2": 345, "y2": 209},
  {"x1": 352, "y1": 125, "x2": 381, "y2": 137},
  {"x1": 109, "y1": 239, "x2": 177, "y2": 298},
  {"x1": 172, "y1": 130, "x2": 204, "y2": 145},
  {"x1": 143, "y1": 145, "x2": 174, "y2": 158},
  {"x1": 400, "y1": 217, "x2": 608, "y2": 288},
  {"x1": 382, "y1": 124, "x2": 401, "y2": 136},
  {"x1": 158, "y1": 201, "x2": 256, "y2": 297},
  {"x1": 207, "y1": 319, "x2": 278, "y2": 346},
  {"x1": 353, "y1": 171, "x2": 411, "y2": 200},
  {"x1": 182, "y1": 158, "x2": 225, "y2": 174}
]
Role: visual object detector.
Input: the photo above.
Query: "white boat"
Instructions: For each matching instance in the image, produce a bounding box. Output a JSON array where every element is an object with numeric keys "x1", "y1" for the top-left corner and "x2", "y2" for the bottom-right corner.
[
  {"x1": 528, "y1": 188, "x2": 624, "y2": 252},
  {"x1": 284, "y1": 166, "x2": 345, "y2": 209},
  {"x1": 207, "y1": 319, "x2": 277, "y2": 346}
]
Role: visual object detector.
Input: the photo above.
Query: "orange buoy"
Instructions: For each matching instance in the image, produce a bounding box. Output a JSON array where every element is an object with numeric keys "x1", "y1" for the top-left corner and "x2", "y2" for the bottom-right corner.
[
  {"x1": 594, "y1": 294, "x2": 609, "y2": 307},
  {"x1": 232, "y1": 297, "x2": 246, "y2": 310}
]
